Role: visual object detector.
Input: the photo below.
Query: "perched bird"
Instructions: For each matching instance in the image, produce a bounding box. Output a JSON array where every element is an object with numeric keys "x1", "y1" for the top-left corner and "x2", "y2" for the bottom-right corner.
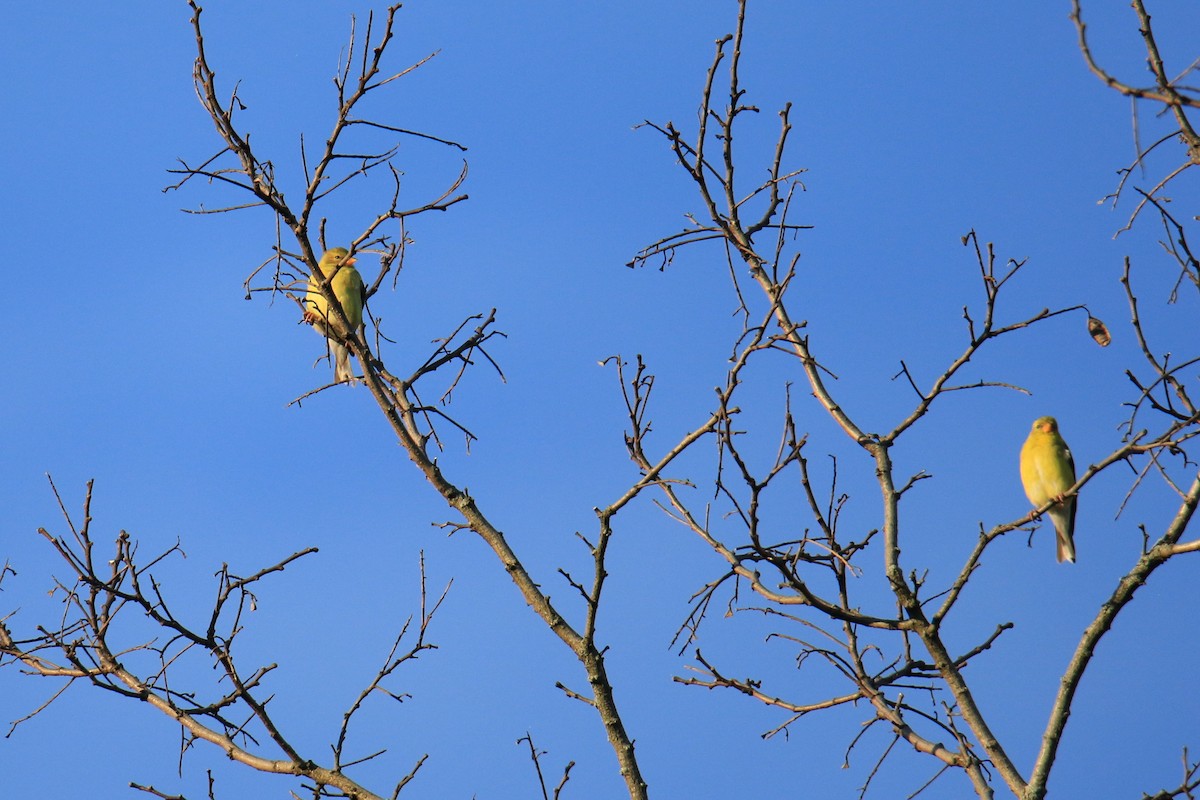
[
  {"x1": 1019, "y1": 416, "x2": 1078, "y2": 563},
  {"x1": 302, "y1": 247, "x2": 364, "y2": 384}
]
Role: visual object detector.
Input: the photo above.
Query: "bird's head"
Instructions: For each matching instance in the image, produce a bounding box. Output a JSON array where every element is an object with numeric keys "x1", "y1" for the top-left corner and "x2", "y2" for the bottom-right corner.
[
  {"x1": 318, "y1": 247, "x2": 357, "y2": 271},
  {"x1": 1032, "y1": 416, "x2": 1059, "y2": 435}
]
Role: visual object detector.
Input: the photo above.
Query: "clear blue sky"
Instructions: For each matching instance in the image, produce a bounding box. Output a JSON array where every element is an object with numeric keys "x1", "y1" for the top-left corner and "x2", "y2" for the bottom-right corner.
[{"x1": 3, "y1": 2, "x2": 1198, "y2": 797}]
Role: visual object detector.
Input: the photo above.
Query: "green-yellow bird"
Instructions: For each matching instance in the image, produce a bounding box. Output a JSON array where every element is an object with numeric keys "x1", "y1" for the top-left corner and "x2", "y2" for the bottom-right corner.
[
  {"x1": 1019, "y1": 416, "x2": 1077, "y2": 563},
  {"x1": 302, "y1": 247, "x2": 364, "y2": 384}
]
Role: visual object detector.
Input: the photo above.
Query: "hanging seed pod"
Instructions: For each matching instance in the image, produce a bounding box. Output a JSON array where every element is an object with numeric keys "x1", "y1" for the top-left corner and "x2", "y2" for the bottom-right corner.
[{"x1": 1087, "y1": 315, "x2": 1111, "y2": 347}]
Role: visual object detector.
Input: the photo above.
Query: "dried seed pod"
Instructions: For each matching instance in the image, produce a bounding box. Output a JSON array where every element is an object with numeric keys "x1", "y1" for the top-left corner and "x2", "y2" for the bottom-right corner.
[{"x1": 1087, "y1": 315, "x2": 1111, "y2": 347}]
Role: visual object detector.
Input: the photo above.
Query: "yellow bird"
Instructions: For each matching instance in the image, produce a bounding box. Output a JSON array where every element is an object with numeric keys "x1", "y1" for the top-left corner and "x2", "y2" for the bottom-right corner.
[
  {"x1": 1019, "y1": 416, "x2": 1077, "y2": 563},
  {"x1": 302, "y1": 247, "x2": 365, "y2": 384}
]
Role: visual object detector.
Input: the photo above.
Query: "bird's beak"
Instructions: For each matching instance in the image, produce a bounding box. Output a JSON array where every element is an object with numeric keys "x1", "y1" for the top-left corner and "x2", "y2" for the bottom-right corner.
[{"x1": 345, "y1": 257, "x2": 357, "y2": 265}]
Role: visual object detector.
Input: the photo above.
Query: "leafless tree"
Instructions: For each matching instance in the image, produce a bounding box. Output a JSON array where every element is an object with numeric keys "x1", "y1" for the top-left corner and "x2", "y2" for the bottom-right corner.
[
  {"x1": 3, "y1": 3, "x2": 1199, "y2": 800},
  {"x1": 0, "y1": 478, "x2": 445, "y2": 800},
  {"x1": 619, "y1": 2, "x2": 1200, "y2": 798},
  {"x1": 4, "y1": 3, "x2": 644, "y2": 799},
  {"x1": 1072, "y1": 0, "x2": 1200, "y2": 300}
]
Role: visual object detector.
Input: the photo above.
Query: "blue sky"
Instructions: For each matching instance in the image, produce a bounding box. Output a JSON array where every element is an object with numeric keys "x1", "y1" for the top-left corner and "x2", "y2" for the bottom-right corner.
[{"x1": 3, "y1": 2, "x2": 1198, "y2": 798}]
